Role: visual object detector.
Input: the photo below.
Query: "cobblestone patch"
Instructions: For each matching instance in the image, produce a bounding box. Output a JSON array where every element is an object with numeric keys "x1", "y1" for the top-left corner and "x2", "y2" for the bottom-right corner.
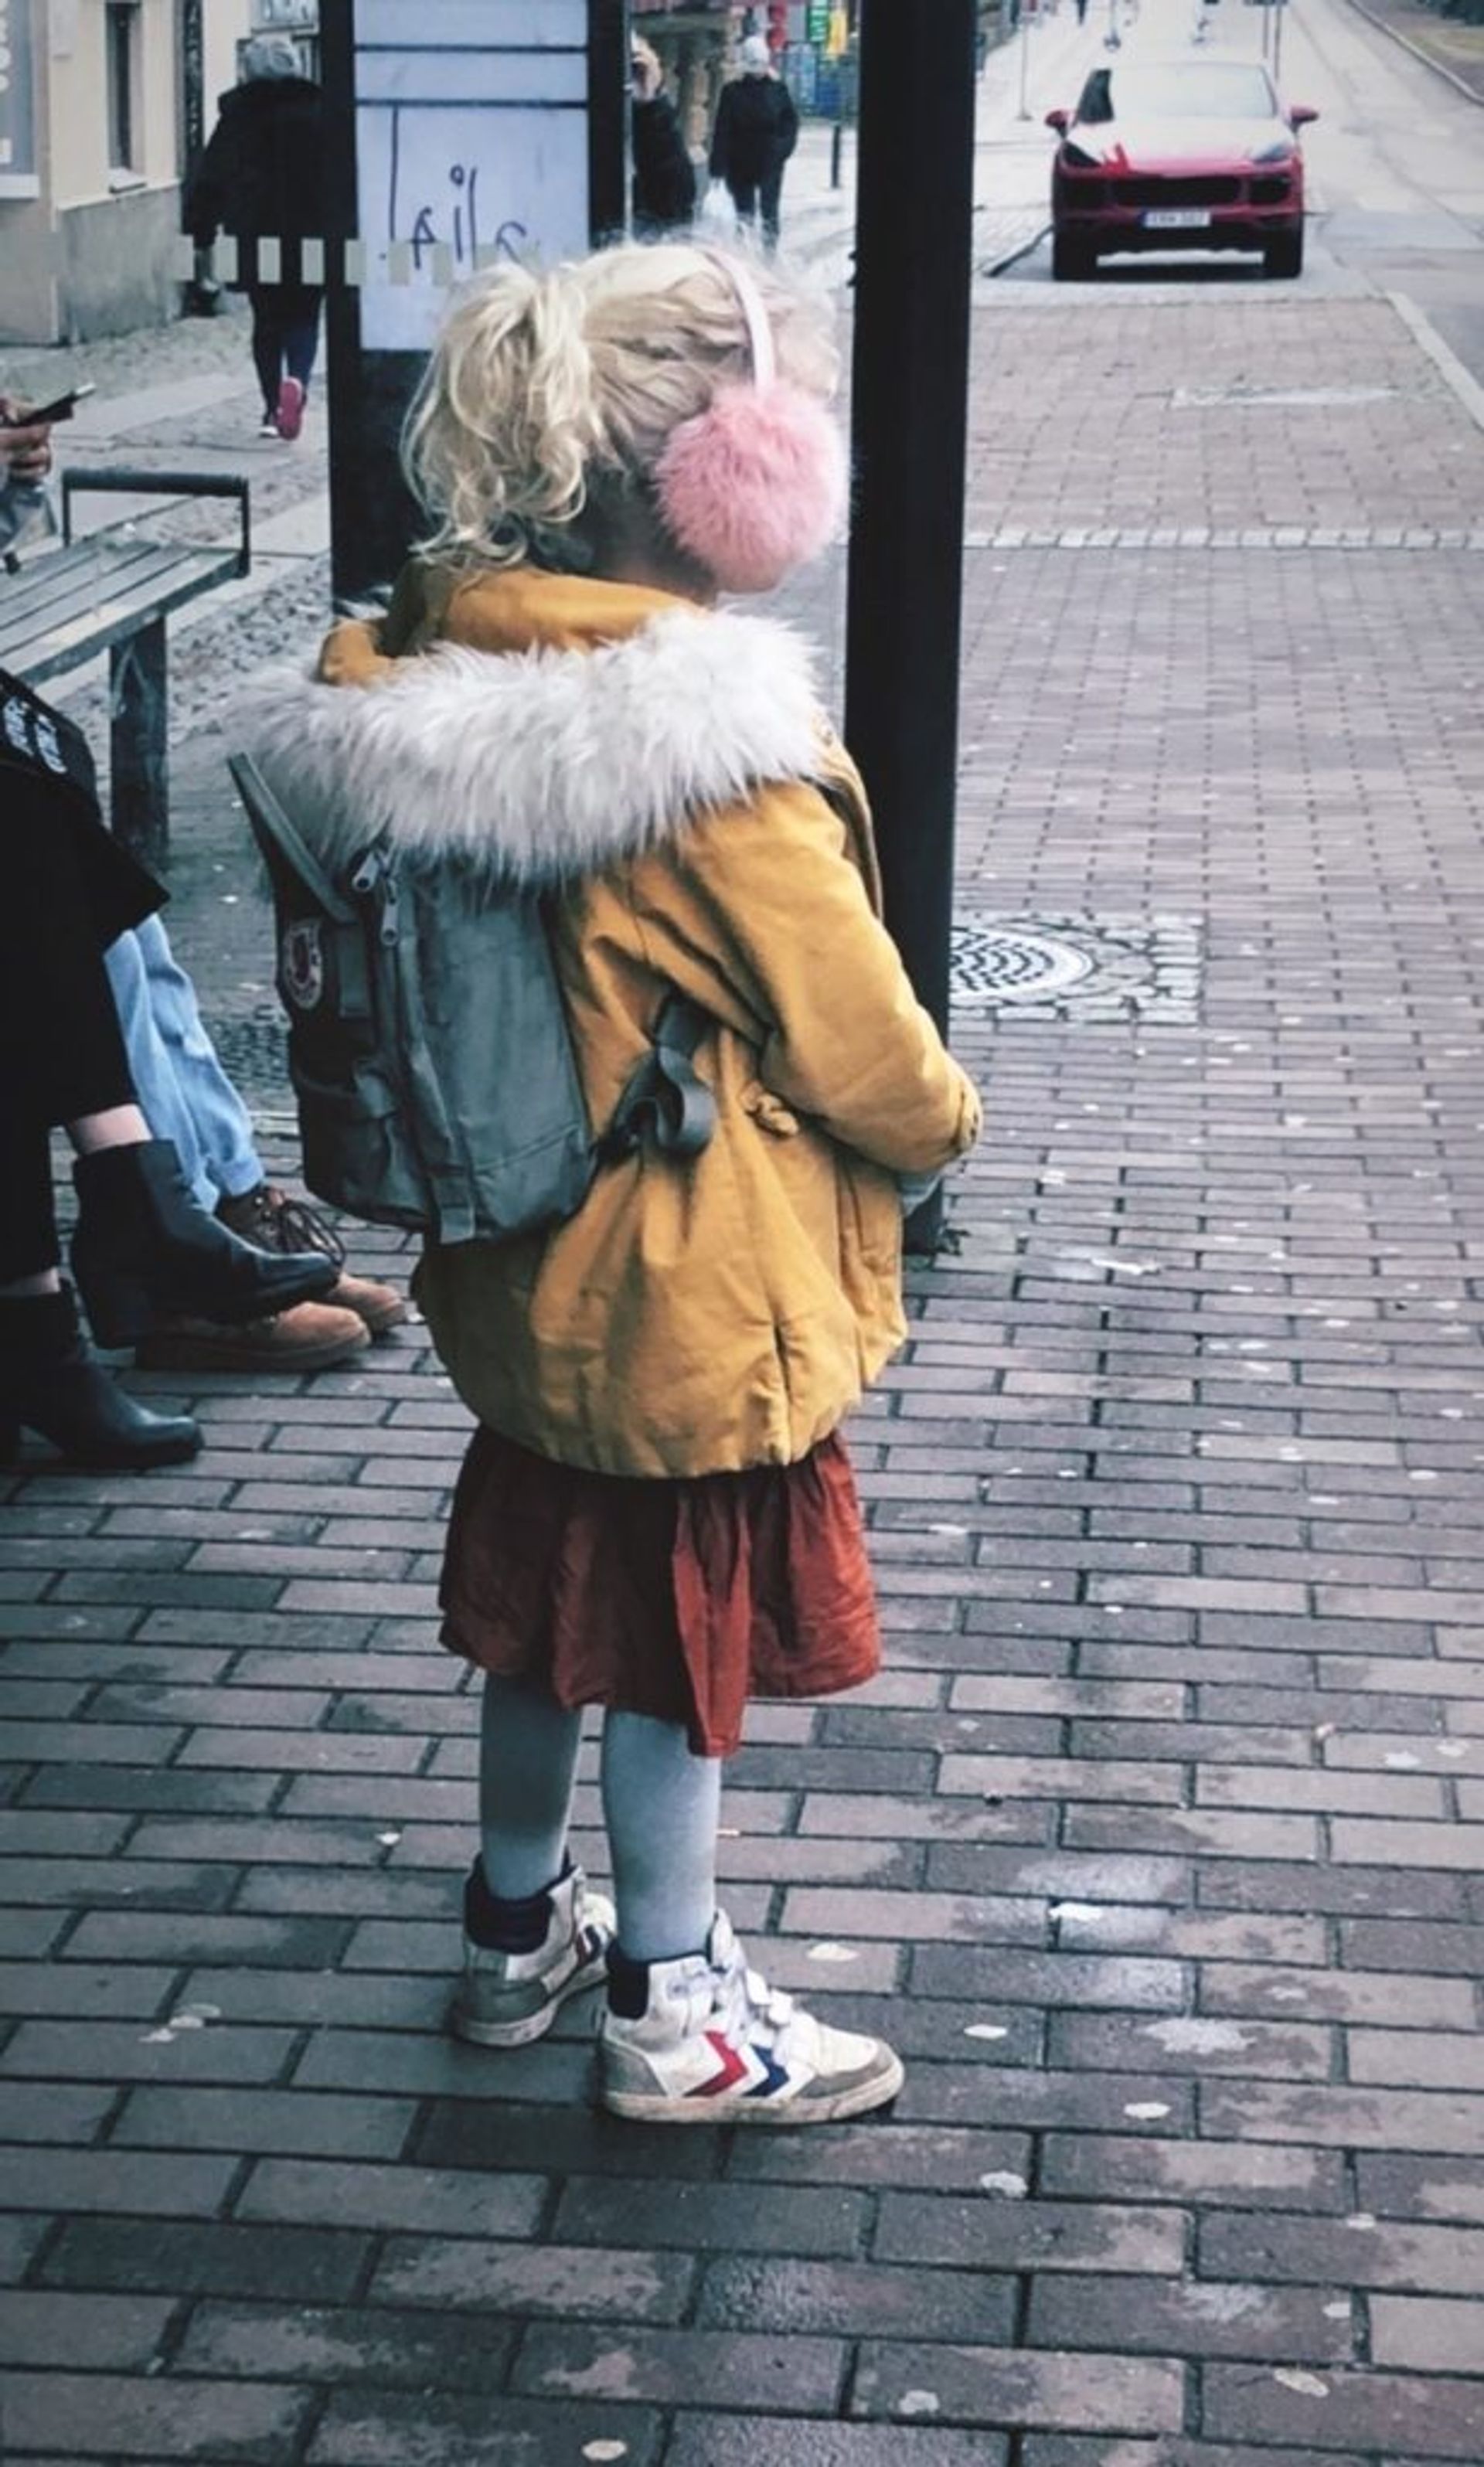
[{"x1": 952, "y1": 915, "x2": 1203, "y2": 1023}]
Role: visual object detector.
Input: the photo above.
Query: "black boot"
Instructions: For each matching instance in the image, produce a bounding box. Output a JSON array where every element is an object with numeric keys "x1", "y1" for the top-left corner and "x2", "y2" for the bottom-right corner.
[
  {"x1": 0, "y1": 1288, "x2": 201, "y2": 1470},
  {"x1": 71, "y1": 1140, "x2": 338, "y2": 1349}
]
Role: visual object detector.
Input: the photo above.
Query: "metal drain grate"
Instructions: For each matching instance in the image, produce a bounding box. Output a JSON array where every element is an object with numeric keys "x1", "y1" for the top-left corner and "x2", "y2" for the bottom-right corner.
[
  {"x1": 951, "y1": 914, "x2": 1202, "y2": 1021},
  {"x1": 951, "y1": 924, "x2": 1095, "y2": 1002}
]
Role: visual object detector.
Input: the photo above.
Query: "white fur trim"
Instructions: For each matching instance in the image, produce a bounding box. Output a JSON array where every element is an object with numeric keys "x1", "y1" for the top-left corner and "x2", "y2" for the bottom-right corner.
[{"x1": 240, "y1": 605, "x2": 825, "y2": 884}]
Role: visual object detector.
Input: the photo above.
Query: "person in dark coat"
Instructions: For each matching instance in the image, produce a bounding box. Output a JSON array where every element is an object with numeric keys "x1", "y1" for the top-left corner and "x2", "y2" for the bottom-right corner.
[
  {"x1": 631, "y1": 37, "x2": 696, "y2": 236},
  {"x1": 184, "y1": 34, "x2": 325, "y2": 441},
  {"x1": 709, "y1": 36, "x2": 799, "y2": 250},
  {"x1": 0, "y1": 422, "x2": 343, "y2": 1468}
]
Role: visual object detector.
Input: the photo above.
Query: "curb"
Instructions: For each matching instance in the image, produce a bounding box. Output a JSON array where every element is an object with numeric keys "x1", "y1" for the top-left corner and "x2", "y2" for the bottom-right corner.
[
  {"x1": 1339, "y1": 0, "x2": 1484, "y2": 105},
  {"x1": 1387, "y1": 288, "x2": 1484, "y2": 433},
  {"x1": 980, "y1": 220, "x2": 1052, "y2": 277}
]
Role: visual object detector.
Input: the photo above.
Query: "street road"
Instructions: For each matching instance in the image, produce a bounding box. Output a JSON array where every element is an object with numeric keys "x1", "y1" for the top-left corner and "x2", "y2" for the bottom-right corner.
[{"x1": 990, "y1": 0, "x2": 1484, "y2": 384}]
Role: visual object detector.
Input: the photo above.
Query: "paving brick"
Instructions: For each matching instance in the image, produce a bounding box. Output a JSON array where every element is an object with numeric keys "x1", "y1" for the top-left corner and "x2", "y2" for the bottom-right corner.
[
  {"x1": 512, "y1": 2322, "x2": 847, "y2": 2411},
  {"x1": 113, "y1": 2083, "x2": 417, "y2": 2159},
  {"x1": 1349, "y1": 2032, "x2": 1484, "y2": 2091},
  {"x1": 1202, "y1": 2213, "x2": 1484, "y2": 2298},
  {"x1": 0, "y1": 2148, "x2": 238, "y2": 2215},
  {"x1": 1203, "y1": 2358, "x2": 1484, "y2": 2456},
  {"x1": 0, "y1": 2288, "x2": 178, "y2": 2367},
  {"x1": 910, "y1": 1947, "x2": 1188, "y2": 2010},
  {"x1": 175, "y1": 2297, "x2": 517, "y2": 2388},
  {"x1": 308, "y1": 2391, "x2": 663, "y2": 2465},
  {"x1": 1203, "y1": 1962, "x2": 1477, "y2": 2028},
  {"x1": 0, "y1": 2016, "x2": 297, "y2": 2085},
  {"x1": 235, "y1": 2156, "x2": 546, "y2": 2237},
  {"x1": 724, "y1": 2122, "x2": 1034, "y2": 2193},
  {"x1": 1039, "y1": 2135, "x2": 1348, "y2": 2213},
  {"x1": 369, "y1": 2236, "x2": 693, "y2": 2322},
  {"x1": 1049, "y1": 2011, "x2": 1333, "y2": 2079},
  {"x1": 696, "y1": 2254, "x2": 1016, "y2": 2340},
  {"x1": 850, "y1": 2343, "x2": 1186, "y2": 2431},
  {"x1": 0, "y1": 1962, "x2": 179, "y2": 2020},
  {"x1": 898, "y1": 2065, "x2": 1194, "y2": 2135},
  {"x1": 779, "y1": 1888, "x2": 1046, "y2": 1945},
  {"x1": 1026, "y1": 2272, "x2": 1353, "y2": 2360},
  {"x1": 1355, "y1": 2156, "x2": 1484, "y2": 2225},
  {"x1": 665, "y1": 2422, "x2": 1006, "y2": 2467},
  {"x1": 42, "y1": 2217, "x2": 373, "y2": 2302},
  {"x1": 414, "y1": 2100, "x2": 728, "y2": 2182},
  {"x1": 0, "y1": 2370, "x2": 311, "y2": 2461},
  {"x1": 1369, "y1": 2292, "x2": 1484, "y2": 2372},
  {"x1": 875, "y1": 2196, "x2": 1188, "y2": 2276},
  {"x1": 553, "y1": 2178, "x2": 866, "y2": 2260}
]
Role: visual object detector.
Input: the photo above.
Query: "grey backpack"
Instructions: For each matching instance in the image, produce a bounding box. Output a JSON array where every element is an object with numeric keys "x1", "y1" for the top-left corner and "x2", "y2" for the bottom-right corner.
[{"x1": 229, "y1": 752, "x2": 715, "y2": 1247}]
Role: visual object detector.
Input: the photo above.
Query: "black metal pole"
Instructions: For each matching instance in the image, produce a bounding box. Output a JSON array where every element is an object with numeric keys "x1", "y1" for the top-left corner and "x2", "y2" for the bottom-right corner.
[{"x1": 844, "y1": 0, "x2": 976, "y2": 1252}]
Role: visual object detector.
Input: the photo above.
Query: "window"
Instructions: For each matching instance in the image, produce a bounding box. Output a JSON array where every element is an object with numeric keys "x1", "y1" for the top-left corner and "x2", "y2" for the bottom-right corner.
[{"x1": 107, "y1": 2, "x2": 140, "y2": 174}]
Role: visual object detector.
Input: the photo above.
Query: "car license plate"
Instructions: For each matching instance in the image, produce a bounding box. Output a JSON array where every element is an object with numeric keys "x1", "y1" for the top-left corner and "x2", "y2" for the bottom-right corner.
[{"x1": 1144, "y1": 208, "x2": 1212, "y2": 229}]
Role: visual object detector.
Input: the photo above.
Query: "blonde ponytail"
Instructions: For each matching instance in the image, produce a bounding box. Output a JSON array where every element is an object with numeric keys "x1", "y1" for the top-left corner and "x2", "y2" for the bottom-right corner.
[{"x1": 401, "y1": 264, "x2": 604, "y2": 567}]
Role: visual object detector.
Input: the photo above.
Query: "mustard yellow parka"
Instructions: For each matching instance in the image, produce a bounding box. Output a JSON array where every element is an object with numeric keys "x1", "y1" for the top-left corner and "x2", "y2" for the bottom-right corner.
[{"x1": 250, "y1": 564, "x2": 980, "y2": 1479}]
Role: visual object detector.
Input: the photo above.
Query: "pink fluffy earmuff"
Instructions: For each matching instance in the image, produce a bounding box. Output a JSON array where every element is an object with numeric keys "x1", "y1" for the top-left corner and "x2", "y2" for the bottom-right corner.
[{"x1": 654, "y1": 257, "x2": 848, "y2": 594}]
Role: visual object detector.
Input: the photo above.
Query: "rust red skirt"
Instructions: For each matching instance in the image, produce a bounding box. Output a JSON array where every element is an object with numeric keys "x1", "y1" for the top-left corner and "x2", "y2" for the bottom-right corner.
[{"x1": 438, "y1": 1427, "x2": 881, "y2": 1757}]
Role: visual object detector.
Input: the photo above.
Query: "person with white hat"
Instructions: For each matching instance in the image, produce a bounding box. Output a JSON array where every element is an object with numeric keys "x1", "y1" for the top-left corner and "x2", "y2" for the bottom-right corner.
[{"x1": 709, "y1": 35, "x2": 799, "y2": 250}]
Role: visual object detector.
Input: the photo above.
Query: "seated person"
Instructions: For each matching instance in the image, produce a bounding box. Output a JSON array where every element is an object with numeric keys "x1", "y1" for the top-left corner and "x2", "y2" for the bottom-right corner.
[{"x1": 105, "y1": 917, "x2": 405, "y2": 1372}]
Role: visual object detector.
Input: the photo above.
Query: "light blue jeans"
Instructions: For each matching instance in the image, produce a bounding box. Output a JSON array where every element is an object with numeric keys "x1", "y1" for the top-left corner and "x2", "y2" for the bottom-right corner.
[{"x1": 104, "y1": 915, "x2": 264, "y2": 1215}]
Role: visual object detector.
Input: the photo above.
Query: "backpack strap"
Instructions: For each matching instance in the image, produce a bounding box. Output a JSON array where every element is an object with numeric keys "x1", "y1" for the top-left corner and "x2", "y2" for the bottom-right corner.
[{"x1": 600, "y1": 992, "x2": 717, "y2": 1165}]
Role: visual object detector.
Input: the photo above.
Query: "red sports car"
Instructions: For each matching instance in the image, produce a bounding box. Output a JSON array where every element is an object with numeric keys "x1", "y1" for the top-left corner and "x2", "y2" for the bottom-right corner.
[{"x1": 1047, "y1": 55, "x2": 1317, "y2": 282}]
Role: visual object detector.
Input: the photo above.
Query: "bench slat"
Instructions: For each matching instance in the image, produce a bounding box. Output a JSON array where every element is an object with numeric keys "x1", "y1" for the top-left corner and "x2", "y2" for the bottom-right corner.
[
  {"x1": 2, "y1": 543, "x2": 243, "y2": 687},
  {"x1": 0, "y1": 540, "x2": 176, "y2": 636}
]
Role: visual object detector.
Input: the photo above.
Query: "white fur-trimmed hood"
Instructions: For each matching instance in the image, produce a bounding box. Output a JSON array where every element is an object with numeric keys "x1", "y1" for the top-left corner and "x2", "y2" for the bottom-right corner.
[{"x1": 240, "y1": 604, "x2": 828, "y2": 886}]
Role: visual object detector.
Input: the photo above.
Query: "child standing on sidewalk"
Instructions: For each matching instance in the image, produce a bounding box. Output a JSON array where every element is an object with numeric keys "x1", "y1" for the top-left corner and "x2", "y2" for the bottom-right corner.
[{"x1": 252, "y1": 243, "x2": 980, "y2": 2123}]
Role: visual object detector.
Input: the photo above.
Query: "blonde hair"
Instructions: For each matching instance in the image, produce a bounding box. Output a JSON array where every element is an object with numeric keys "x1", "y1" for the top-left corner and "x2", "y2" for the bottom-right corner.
[{"x1": 400, "y1": 243, "x2": 839, "y2": 570}]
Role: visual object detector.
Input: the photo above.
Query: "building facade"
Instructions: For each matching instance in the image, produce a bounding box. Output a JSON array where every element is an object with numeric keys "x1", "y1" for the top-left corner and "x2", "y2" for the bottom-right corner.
[{"x1": 0, "y1": 0, "x2": 260, "y2": 344}]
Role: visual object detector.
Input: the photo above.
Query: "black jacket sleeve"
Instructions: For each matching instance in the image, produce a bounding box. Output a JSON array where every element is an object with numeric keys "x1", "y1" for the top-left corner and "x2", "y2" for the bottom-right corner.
[
  {"x1": 709, "y1": 85, "x2": 735, "y2": 179},
  {"x1": 182, "y1": 116, "x2": 233, "y2": 245},
  {"x1": 775, "y1": 83, "x2": 799, "y2": 164}
]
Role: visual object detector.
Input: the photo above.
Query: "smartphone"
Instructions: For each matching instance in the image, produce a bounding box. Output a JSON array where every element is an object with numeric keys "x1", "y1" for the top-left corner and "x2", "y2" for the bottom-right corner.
[{"x1": 0, "y1": 383, "x2": 95, "y2": 428}]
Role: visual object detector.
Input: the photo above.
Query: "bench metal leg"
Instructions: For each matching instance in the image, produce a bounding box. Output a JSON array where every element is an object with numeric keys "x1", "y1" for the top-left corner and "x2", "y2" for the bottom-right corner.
[{"x1": 111, "y1": 619, "x2": 168, "y2": 873}]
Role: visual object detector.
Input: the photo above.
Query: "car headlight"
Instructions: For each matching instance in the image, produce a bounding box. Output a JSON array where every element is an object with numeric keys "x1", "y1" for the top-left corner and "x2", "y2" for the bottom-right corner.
[
  {"x1": 1061, "y1": 141, "x2": 1102, "y2": 168},
  {"x1": 1249, "y1": 139, "x2": 1295, "y2": 164}
]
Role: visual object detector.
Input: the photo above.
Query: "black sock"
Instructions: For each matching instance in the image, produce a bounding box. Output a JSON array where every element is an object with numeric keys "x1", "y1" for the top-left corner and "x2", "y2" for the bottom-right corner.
[
  {"x1": 464, "y1": 1857, "x2": 563, "y2": 1955},
  {"x1": 606, "y1": 1944, "x2": 651, "y2": 2019}
]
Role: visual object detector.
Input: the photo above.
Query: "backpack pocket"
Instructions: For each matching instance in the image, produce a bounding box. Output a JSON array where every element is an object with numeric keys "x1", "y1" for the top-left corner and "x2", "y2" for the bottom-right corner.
[{"x1": 291, "y1": 1061, "x2": 434, "y2": 1234}]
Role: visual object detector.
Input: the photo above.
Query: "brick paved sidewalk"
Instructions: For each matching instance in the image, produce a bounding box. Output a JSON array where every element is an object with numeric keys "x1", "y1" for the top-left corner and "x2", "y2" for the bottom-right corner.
[{"x1": 3, "y1": 288, "x2": 1484, "y2": 2462}]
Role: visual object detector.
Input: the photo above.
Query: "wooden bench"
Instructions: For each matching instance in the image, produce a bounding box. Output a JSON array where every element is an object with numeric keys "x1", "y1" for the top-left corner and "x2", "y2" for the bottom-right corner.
[{"x1": 0, "y1": 469, "x2": 250, "y2": 873}]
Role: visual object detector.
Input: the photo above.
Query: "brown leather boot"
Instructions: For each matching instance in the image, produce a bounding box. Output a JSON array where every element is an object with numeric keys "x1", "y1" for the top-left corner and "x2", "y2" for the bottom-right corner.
[
  {"x1": 134, "y1": 1302, "x2": 370, "y2": 1374},
  {"x1": 215, "y1": 1183, "x2": 407, "y2": 1337}
]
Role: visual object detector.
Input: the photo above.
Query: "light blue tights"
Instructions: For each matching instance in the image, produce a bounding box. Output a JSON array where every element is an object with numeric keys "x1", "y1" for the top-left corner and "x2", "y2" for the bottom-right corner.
[{"x1": 478, "y1": 1674, "x2": 721, "y2": 1962}]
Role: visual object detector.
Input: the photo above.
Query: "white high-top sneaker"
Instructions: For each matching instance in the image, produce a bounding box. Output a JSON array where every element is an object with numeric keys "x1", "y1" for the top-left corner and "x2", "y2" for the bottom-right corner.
[
  {"x1": 449, "y1": 1866, "x2": 614, "y2": 2050},
  {"x1": 599, "y1": 1911, "x2": 904, "y2": 2125}
]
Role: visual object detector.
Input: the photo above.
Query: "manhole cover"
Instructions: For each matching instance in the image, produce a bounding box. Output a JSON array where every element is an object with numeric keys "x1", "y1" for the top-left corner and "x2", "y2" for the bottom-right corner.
[
  {"x1": 951, "y1": 924, "x2": 1095, "y2": 1003},
  {"x1": 950, "y1": 913, "x2": 1203, "y2": 1021}
]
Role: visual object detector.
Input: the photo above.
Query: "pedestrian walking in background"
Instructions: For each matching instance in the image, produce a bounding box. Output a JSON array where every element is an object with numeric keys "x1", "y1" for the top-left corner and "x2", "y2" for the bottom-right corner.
[
  {"x1": 709, "y1": 36, "x2": 798, "y2": 250},
  {"x1": 184, "y1": 34, "x2": 324, "y2": 442},
  {"x1": 631, "y1": 36, "x2": 696, "y2": 236},
  {"x1": 244, "y1": 241, "x2": 980, "y2": 2123}
]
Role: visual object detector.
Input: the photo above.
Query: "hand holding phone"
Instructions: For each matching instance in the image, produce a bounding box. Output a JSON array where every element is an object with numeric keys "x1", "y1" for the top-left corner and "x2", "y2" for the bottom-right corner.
[{"x1": 0, "y1": 383, "x2": 95, "y2": 429}]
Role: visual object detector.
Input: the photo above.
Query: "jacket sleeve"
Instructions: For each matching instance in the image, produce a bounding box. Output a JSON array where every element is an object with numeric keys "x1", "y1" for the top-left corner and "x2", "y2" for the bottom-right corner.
[
  {"x1": 182, "y1": 122, "x2": 230, "y2": 244},
  {"x1": 633, "y1": 782, "x2": 981, "y2": 1178},
  {"x1": 708, "y1": 87, "x2": 733, "y2": 178},
  {"x1": 776, "y1": 85, "x2": 799, "y2": 162}
]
